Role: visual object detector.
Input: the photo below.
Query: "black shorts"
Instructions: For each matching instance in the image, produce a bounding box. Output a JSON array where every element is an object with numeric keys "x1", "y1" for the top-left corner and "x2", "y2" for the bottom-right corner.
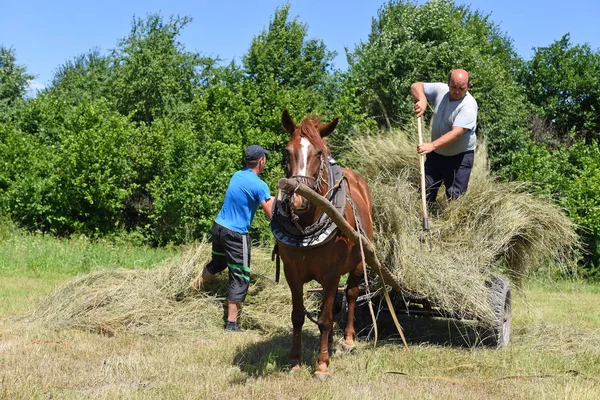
[{"x1": 205, "y1": 223, "x2": 251, "y2": 303}]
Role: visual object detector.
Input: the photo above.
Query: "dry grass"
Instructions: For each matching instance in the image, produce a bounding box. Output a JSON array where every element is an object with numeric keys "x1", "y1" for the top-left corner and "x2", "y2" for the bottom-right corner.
[
  {"x1": 348, "y1": 128, "x2": 578, "y2": 322},
  {"x1": 22, "y1": 242, "x2": 321, "y2": 337},
  {"x1": 2, "y1": 275, "x2": 599, "y2": 399}
]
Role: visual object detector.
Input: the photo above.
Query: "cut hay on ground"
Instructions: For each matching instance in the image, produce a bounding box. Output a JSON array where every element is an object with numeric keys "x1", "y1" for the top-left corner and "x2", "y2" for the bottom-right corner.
[
  {"x1": 348, "y1": 128, "x2": 578, "y2": 322},
  {"x1": 24, "y1": 243, "x2": 318, "y2": 336}
]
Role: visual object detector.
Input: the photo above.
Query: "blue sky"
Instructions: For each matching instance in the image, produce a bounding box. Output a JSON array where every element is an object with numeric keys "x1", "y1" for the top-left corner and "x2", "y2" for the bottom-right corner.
[{"x1": 1, "y1": 0, "x2": 599, "y2": 92}]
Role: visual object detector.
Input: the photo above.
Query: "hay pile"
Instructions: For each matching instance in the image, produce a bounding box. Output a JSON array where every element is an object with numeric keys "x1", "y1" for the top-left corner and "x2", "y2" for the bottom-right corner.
[
  {"x1": 25, "y1": 243, "x2": 317, "y2": 336},
  {"x1": 348, "y1": 128, "x2": 578, "y2": 321}
]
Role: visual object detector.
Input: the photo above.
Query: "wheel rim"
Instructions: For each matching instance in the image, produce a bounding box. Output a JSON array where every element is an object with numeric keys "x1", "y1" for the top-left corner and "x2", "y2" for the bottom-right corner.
[{"x1": 501, "y1": 295, "x2": 512, "y2": 345}]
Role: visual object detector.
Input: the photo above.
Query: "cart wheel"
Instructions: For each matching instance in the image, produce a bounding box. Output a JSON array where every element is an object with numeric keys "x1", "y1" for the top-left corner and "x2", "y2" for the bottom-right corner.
[{"x1": 482, "y1": 274, "x2": 512, "y2": 348}]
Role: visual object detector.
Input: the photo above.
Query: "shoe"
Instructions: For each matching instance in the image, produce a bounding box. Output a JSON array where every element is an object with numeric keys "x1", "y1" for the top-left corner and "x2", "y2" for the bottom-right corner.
[{"x1": 224, "y1": 321, "x2": 242, "y2": 333}]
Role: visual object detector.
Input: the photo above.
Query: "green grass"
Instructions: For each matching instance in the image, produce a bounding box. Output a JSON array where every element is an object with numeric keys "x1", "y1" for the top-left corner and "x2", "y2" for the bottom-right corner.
[
  {"x1": 0, "y1": 231, "x2": 599, "y2": 399},
  {"x1": 0, "y1": 230, "x2": 177, "y2": 278},
  {"x1": 0, "y1": 228, "x2": 177, "y2": 318}
]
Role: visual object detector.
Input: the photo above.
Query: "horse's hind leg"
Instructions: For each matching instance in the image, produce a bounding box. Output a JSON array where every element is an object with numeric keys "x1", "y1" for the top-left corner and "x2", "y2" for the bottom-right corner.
[{"x1": 343, "y1": 267, "x2": 362, "y2": 352}]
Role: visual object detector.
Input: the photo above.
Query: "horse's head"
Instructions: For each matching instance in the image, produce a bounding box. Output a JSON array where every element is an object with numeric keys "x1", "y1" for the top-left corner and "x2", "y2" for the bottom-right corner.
[{"x1": 281, "y1": 109, "x2": 338, "y2": 215}]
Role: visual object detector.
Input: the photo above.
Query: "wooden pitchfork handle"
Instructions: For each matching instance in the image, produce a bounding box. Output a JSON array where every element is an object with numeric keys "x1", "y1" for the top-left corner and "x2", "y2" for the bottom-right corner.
[{"x1": 418, "y1": 116, "x2": 429, "y2": 230}]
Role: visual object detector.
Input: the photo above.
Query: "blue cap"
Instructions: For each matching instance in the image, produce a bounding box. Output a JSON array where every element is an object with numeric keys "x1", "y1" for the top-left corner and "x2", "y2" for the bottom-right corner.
[{"x1": 244, "y1": 145, "x2": 271, "y2": 161}]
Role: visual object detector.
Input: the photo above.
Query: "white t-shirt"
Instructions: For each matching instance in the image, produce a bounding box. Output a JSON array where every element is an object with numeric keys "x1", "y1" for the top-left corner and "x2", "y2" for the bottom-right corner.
[{"x1": 424, "y1": 82, "x2": 478, "y2": 156}]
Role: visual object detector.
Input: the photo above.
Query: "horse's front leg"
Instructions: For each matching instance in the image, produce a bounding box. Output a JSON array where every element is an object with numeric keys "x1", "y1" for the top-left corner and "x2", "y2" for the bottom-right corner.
[
  {"x1": 286, "y1": 276, "x2": 305, "y2": 372},
  {"x1": 314, "y1": 275, "x2": 341, "y2": 380}
]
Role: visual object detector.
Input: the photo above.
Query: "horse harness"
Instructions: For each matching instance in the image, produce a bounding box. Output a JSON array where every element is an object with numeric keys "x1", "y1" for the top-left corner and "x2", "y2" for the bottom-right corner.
[{"x1": 271, "y1": 156, "x2": 366, "y2": 283}]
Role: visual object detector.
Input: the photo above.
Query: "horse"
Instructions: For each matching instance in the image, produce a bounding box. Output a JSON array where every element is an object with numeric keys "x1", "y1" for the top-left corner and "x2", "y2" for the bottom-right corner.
[{"x1": 272, "y1": 109, "x2": 374, "y2": 380}]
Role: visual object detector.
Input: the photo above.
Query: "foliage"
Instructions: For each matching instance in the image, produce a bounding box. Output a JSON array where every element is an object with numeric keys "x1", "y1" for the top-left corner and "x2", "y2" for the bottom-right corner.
[
  {"x1": 517, "y1": 34, "x2": 600, "y2": 143},
  {"x1": 0, "y1": 9, "x2": 345, "y2": 246},
  {"x1": 0, "y1": 97, "x2": 136, "y2": 234},
  {"x1": 0, "y1": 46, "x2": 34, "y2": 119},
  {"x1": 345, "y1": 0, "x2": 530, "y2": 171},
  {"x1": 47, "y1": 48, "x2": 111, "y2": 104},
  {"x1": 106, "y1": 14, "x2": 207, "y2": 125},
  {"x1": 243, "y1": 4, "x2": 335, "y2": 89},
  {"x1": 508, "y1": 140, "x2": 600, "y2": 278}
]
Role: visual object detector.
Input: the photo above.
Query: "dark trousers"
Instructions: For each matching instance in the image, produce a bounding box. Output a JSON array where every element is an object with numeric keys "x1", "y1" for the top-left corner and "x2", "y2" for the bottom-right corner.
[{"x1": 424, "y1": 150, "x2": 474, "y2": 204}]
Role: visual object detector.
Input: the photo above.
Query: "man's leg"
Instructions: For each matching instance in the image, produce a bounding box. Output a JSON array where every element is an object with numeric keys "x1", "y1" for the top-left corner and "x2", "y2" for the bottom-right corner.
[
  {"x1": 424, "y1": 152, "x2": 444, "y2": 205},
  {"x1": 191, "y1": 224, "x2": 227, "y2": 289},
  {"x1": 445, "y1": 151, "x2": 474, "y2": 200},
  {"x1": 227, "y1": 300, "x2": 241, "y2": 323},
  {"x1": 223, "y1": 232, "x2": 251, "y2": 331}
]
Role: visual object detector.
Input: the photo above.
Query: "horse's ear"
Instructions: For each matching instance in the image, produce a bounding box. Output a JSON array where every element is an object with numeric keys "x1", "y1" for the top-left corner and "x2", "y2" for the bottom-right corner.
[
  {"x1": 282, "y1": 109, "x2": 295, "y2": 134},
  {"x1": 319, "y1": 117, "x2": 339, "y2": 138}
]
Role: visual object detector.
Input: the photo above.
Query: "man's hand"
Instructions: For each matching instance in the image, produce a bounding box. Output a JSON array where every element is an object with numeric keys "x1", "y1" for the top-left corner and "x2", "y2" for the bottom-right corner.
[
  {"x1": 414, "y1": 99, "x2": 428, "y2": 117},
  {"x1": 417, "y1": 142, "x2": 435, "y2": 155}
]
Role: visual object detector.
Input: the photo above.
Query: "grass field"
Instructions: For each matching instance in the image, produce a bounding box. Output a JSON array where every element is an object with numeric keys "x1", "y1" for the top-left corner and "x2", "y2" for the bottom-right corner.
[{"x1": 1, "y1": 232, "x2": 599, "y2": 399}]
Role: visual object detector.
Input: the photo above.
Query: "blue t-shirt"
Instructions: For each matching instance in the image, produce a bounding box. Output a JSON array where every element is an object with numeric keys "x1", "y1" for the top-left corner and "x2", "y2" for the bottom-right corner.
[{"x1": 215, "y1": 168, "x2": 271, "y2": 234}]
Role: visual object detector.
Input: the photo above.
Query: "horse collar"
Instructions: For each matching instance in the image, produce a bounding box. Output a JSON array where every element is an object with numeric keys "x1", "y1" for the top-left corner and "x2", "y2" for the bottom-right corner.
[{"x1": 271, "y1": 157, "x2": 347, "y2": 248}]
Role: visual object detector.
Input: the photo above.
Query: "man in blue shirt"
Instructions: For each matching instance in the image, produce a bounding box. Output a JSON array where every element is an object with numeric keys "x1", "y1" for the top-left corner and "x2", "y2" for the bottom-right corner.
[
  {"x1": 411, "y1": 69, "x2": 478, "y2": 204},
  {"x1": 191, "y1": 145, "x2": 274, "y2": 332}
]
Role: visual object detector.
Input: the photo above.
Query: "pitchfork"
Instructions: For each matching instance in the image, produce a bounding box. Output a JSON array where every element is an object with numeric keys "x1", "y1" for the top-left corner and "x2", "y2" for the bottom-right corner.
[{"x1": 413, "y1": 116, "x2": 442, "y2": 251}]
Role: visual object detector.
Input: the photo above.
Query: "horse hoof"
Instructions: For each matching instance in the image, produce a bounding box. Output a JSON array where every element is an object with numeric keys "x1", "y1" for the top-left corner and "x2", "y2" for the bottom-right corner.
[
  {"x1": 289, "y1": 364, "x2": 301, "y2": 374},
  {"x1": 342, "y1": 344, "x2": 355, "y2": 353},
  {"x1": 313, "y1": 371, "x2": 330, "y2": 382}
]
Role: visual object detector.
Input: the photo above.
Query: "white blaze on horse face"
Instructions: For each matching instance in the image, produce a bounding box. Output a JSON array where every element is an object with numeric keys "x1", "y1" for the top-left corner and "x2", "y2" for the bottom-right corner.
[{"x1": 298, "y1": 137, "x2": 311, "y2": 176}]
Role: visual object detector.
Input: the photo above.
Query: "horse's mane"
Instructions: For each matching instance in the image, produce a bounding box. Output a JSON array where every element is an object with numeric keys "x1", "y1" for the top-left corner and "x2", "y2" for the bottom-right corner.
[{"x1": 298, "y1": 116, "x2": 328, "y2": 154}]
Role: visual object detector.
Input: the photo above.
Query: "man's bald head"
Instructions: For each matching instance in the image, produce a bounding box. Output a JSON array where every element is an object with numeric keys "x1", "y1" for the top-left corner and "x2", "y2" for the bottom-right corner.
[{"x1": 447, "y1": 69, "x2": 472, "y2": 101}]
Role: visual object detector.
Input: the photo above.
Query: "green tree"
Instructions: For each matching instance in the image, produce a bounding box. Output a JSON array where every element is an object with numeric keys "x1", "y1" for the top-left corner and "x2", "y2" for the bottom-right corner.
[
  {"x1": 146, "y1": 5, "x2": 344, "y2": 244},
  {"x1": 517, "y1": 34, "x2": 600, "y2": 143},
  {"x1": 47, "y1": 48, "x2": 111, "y2": 105},
  {"x1": 243, "y1": 4, "x2": 335, "y2": 88},
  {"x1": 509, "y1": 140, "x2": 600, "y2": 278},
  {"x1": 107, "y1": 14, "x2": 207, "y2": 125},
  {"x1": 0, "y1": 46, "x2": 34, "y2": 116},
  {"x1": 0, "y1": 97, "x2": 136, "y2": 235}
]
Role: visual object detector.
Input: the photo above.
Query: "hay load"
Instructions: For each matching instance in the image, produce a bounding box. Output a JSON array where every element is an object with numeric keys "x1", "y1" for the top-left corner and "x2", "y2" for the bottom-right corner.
[{"x1": 348, "y1": 128, "x2": 578, "y2": 320}]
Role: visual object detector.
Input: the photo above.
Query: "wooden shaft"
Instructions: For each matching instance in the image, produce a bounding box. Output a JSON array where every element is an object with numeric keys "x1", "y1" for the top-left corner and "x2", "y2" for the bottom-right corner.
[
  {"x1": 418, "y1": 116, "x2": 429, "y2": 230},
  {"x1": 277, "y1": 178, "x2": 405, "y2": 292}
]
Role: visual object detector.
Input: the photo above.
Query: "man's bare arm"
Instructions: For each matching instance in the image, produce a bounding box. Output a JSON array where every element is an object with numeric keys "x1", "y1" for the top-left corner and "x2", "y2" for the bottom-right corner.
[{"x1": 261, "y1": 196, "x2": 275, "y2": 220}]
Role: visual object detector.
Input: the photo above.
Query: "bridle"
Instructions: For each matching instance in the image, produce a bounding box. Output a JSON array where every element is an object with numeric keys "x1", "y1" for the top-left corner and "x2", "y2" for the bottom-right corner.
[{"x1": 290, "y1": 152, "x2": 328, "y2": 194}]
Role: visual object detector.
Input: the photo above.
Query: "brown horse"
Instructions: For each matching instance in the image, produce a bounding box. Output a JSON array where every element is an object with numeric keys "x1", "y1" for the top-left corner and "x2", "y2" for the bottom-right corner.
[{"x1": 273, "y1": 110, "x2": 374, "y2": 380}]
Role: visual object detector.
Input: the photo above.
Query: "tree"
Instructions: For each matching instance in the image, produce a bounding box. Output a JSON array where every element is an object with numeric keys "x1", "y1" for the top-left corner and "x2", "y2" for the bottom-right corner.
[
  {"x1": 243, "y1": 4, "x2": 336, "y2": 89},
  {"x1": 47, "y1": 48, "x2": 111, "y2": 105},
  {"x1": 517, "y1": 34, "x2": 600, "y2": 143},
  {"x1": 107, "y1": 14, "x2": 207, "y2": 125},
  {"x1": 0, "y1": 46, "x2": 34, "y2": 114}
]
